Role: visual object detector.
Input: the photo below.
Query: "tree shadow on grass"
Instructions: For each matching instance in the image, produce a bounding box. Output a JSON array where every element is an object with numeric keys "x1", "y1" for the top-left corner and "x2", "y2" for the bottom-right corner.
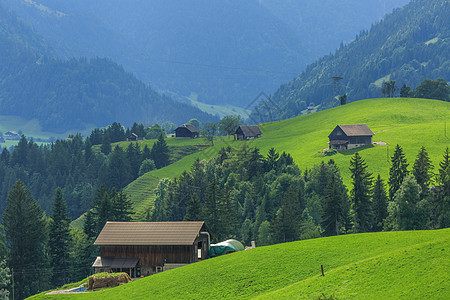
[{"x1": 339, "y1": 144, "x2": 375, "y2": 156}]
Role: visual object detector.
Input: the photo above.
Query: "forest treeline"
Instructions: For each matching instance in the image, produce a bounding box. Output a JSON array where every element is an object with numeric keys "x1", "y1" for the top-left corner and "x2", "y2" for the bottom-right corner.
[
  {"x1": 150, "y1": 144, "x2": 449, "y2": 245},
  {"x1": 0, "y1": 122, "x2": 175, "y2": 219},
  {"x1": 251, "y1": 0, "x2": 450, "y2": 121}
]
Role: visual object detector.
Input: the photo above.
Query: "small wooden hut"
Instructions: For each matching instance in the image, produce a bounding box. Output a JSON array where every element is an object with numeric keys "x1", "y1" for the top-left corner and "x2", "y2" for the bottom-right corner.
[
  {"x1": 328, "y1": 124, "x2": 374, "y2": 150},
  {"x1": 93, "y1": 221, "x2": 210, "y2": 277},
  {"x1": 235, "y1": 125, "x2": 262, "y2": 140},
  {"x1": 175, "y1": 124, "x2": 199, "y2": 138}
]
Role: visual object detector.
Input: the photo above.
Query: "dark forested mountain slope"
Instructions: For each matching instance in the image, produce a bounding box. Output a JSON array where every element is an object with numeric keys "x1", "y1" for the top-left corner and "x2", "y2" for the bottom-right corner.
[
  {"x1": 2, "y1": 0, "x2": 410, "y2": 108},
  {"x1": 250, "y1": 0, "x2": 450, "y2": 121},
  {"x1": 0, "y1": 5, "x2": 216, "y2": 133},
  {"x1": 259, "y1": 0, "x2": 410, "y2": 60}
]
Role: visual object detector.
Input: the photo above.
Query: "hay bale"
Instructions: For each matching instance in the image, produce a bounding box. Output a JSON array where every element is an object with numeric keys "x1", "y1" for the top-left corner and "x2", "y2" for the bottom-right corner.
[{"x1": 87, "y1": 273, "x2": 131, "y2": 290}]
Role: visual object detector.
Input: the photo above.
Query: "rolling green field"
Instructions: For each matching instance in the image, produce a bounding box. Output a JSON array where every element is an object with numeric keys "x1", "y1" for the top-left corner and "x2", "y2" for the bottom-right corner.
[
  {"x1": 118, "y1": 98, "x2": 449, "y2": 221},
  {"x1": 249, "y1": 98, "x2": 450, "y2": 186},
  {"x1": 29, "y1": 228, "x2": 450, "y2": 299}
]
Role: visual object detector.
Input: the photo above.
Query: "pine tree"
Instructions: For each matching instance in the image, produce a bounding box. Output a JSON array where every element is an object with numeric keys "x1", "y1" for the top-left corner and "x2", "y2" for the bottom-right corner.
[
  {"x1": 270, "y1": 186, "x2": 301, "y2": 243},
  {"x1": 2, "y1": 181, "x2": 49, "y2": 299},
  {"x1": 372, "y1": 175, "x2": 388, "y2": 231},
  {"x1": 100, "y1": 132, "x2": 112, "y2": 155},
  {"x1": 203, "y1": 178, "x2": 220, "y2": 239},
  {"x1": 111, "y1": 189, "x2": 133, "y2": 222},
  {"x1": 49, "y1": 188, "x2": 71, "y2": 287},
  {"x1": 83, "y1": 210, "x2": 96, "y2": 240},
  {"x1": 184, "y1": 193, "x2": 202, "y2": 221},
  {"x1": 151, "y1": 134, "x2": 170, "y2": 169},
  {"x1": 412, "y1": 146, "x2": 433, "y2": 199},
  {"x1": 265, "y1": 148, "x2": 279, "y2": 172},
  {"x1": 388, "y1": 144, "x2": 409, "y2": 200},
  {"x1": 349, "y1": 152, "x2": 373, "y2": 233},
  {"x1": 321, "y1": 171, "x2": 348, "y2": 236},
  {"x1": 107, "y1": 145, "x2": 131, "y2": 189}
]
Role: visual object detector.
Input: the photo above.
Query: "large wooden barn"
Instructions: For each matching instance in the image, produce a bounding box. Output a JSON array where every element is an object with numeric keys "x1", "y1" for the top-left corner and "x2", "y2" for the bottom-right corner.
[
  {"x1": 235, "y1": 125, "x2": 262, "y2": 140},
  {"x1": 328, "y1": 124, "x2": 374, "y2": 150},
  {"x1": 93, "y1": 221, "x2": 211, "y2": 277},
  {"x1": 175, "y1": 124, "x2": 199, "y2": 138}
]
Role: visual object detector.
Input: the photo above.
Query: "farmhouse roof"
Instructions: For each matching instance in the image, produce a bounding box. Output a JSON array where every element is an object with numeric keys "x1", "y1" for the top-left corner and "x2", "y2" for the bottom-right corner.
[
  {"x1": 94, "y1": 221, "x2": 207, "y2": 246},
  {"x1": 176, "y1": 124, "x2": 199, "y2": 133},
  {"x1": 336, "y1": 124, "x2": 374, "y2": 136},
  {"x1": 237, "y1": 125, "x2": 262, "y2": 137},
  {"x1": 92, "y1": 257, "x2": 139, "y2": 268}
]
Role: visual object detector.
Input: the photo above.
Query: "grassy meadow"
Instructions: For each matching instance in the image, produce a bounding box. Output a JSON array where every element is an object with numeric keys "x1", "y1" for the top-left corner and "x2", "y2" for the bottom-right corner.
[
  {"x1": 248, "y1": 98, "x2": 450, "y2": 186},
  {"x1": 29, "y1": 228, "x2": 450, "y2": 299}
]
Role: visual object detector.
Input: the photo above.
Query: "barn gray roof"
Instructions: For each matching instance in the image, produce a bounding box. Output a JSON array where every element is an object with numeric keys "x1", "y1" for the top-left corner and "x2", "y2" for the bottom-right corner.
[
  {"x1": 94, "y1": 221, "x2": 206, "y2": 246},
  {"x1": 336, "y1": 124, "x2": 374, "y2": 136},
  {"x1": 237, "y1": 125, "x2": 262, "y2": 137},
  {"x1": 176, "y1": 124, "x2": 199, "y2": 133}
]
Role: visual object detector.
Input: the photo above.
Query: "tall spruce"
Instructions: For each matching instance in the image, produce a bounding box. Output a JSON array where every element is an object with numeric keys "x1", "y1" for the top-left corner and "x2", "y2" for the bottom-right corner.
[
  {"x1": 349, "y1": 152, "x2": 373, "y2": 233},
  {"x1": 184, "y1": 193, "x2": 202, "y2": 221},
  {"x1": 270, "y1": 186, "x2": 301, "y2": 243},
  {"x1": 412, "y1": 146, "x2": 433, "y2": 199},
  {"x1": 48, "y1": 188, "x2": 71, "y2": 287},
  {"x1": 372, "y1": 175, "x2": 388, "y2": 231},
  {"x1": 388, "y1": 144, "x2": 409, "y2": 200},
  {"x1": 321, "y1": 171, "x2": 348, "y2": 236},
  {"x1": 2, "y1": 181, "x2": 49, "y2": 299},
  {"x1": 151, "y1": 134, "x2": 170, "y2": 169}
]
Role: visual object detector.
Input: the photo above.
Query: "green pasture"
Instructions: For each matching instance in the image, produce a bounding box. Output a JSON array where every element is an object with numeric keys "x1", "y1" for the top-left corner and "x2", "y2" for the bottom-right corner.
[
  {"x1": 29, "y1": 228, "x2": 450, "y2": 299},
  {"x1": 248, "y1": 98, "x2": 450, "y2": 186}
]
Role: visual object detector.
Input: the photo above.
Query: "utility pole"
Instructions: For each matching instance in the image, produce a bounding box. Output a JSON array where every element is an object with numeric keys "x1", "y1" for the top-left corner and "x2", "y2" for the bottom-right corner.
[{"x1": 331, "y1": 76, "x2": 344, "y2": 102}]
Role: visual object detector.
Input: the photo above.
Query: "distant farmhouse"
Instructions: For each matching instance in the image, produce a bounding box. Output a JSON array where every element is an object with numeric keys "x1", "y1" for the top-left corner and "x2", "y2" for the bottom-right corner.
[
  {"x1": 328, "y1": 124, "x2": 374, "y2": 150},
  {"x1": 127, "y1": 133, "x2": 138, "y2": 141},
  {"x1": 4, "y1": 131, "x2": 19, "y2": 139},
  {"x1": 175, "y1": 124, "x2": 199, "y2": 138},
  {"x1": 93, "y1": 221, "x2": 211, "y2": 277},
  {"x1": 235, "y1": 125, "x2": 262, "y2": 140}
]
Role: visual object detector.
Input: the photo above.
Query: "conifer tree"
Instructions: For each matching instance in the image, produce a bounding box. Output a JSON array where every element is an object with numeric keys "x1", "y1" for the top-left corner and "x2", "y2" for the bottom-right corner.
[
  {"x1": 270, "y1": 186, "x2": 301, "y2": 243},
  {"x1": 412, "y1": 146, "x2": 433, "y2": 199},
  {"x1": 49, "y1": 188, "x2": 71, "y2": 287},
  {"x1": 321, "y1": 171, "x2": 348, "y2": 236},
  {"x1": 372, "y1": 175, "x2": 388, "y2": 231},
  {"x1": 265, "y1": 148, "x2": 279, "y2": 172},
  {"x1": 349, "y1": 152, "x2": 373, "y2": 233},
  {"x1": 111, "y1": 189, "x2": 133, "y2": 222},
  {"x1": 83, "y1": 210, "x2": 96, "y2": 240},
  {"x1": 151, "y1": 134, "x2": 170, "y2": 169},
  {"x1": 184, "y1": 193, "x2": 202, "y2": 221},
  {"x1": 203, "y1": 178, "x2": 220, "y2": 239},
  {"x1": 388, "y1": 144, "x2": 409, "y2": 200},
  {"x1": 2, "y1": 181, "x2": 49, "y2": 299},
  {"x1": 100, "y1": 132, "x2": 112, "y2": 155},
  {"x1": 107, "y1": 145, "x2": 131, "y2": 189}
]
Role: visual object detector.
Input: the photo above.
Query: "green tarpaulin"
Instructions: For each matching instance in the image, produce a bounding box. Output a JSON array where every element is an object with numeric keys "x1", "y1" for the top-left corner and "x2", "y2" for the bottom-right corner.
[{"x1": 208, "y1": 239, "x2": 244, "y2": 257}]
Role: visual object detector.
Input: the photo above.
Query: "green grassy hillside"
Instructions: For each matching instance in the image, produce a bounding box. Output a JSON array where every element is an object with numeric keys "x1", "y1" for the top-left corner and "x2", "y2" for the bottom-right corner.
[
  {"x1": 29, "y1": 228, "x2": 450, "y2": 299},
  {"x1": 249, "y1": 98, "x2": 450, "y2": 186},
  {"x1": 119, "y1": 98, "x2": 449, "y2": 220}
]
